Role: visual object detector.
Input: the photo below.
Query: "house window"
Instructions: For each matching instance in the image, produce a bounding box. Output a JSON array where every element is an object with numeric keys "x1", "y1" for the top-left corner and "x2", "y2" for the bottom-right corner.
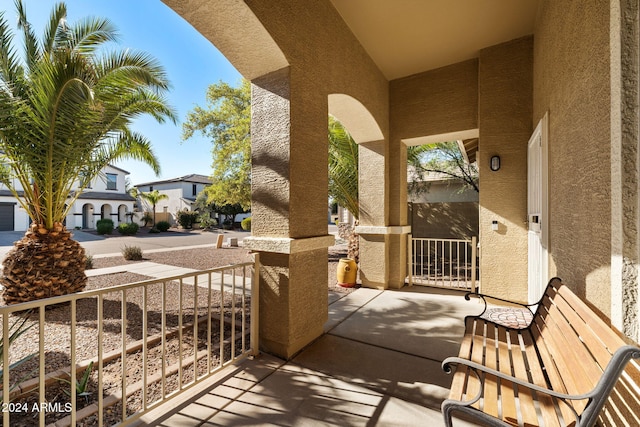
[
  {"x1": 80, "y1": 172, "x2": 92, "y2": 189},
  {"x1": 149, "y1": 186, "x2": 153, "y2": 191},
  {"x1": 106, "y1": 173, "x2": 117, "y2": 190},
  {"x1": 192, "y1": 184, "x2": 197, "y2": 196}
]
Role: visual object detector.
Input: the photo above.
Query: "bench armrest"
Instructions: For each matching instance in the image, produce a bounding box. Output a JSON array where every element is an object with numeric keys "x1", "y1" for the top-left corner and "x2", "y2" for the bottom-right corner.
[
  {"x1": 442, "y1": 356, "x2": 588, "y2": 427},
  {"x1": 442, "y1": 345, "x2": 640, "y2": 427},
  {"x1": 442, "y1": 356, "x2": 597, "y2": 402}
]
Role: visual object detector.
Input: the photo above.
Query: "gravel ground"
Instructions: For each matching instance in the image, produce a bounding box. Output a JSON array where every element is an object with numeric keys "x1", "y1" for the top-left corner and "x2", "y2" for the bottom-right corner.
[
  {"x1": 91, "y1": 245, "x2": 351, "y2": 291},
  {"x1": 1, "y1": 243, "x2": 354, "y2": 426},
  {"x1": 3, "y1": 244, "x2": 352, "y2": 364}
]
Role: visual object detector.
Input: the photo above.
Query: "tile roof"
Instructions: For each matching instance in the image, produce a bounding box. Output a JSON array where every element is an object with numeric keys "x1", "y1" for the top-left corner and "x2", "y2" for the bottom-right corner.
[{"x1": 134, "y1": 174, "x2": 211, "y2": 187}]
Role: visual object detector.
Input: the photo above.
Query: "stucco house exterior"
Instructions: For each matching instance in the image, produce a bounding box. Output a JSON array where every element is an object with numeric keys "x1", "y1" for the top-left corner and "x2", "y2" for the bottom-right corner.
[
  {"x1": 0, "y1": 164, "x2": 135, "y2": 231},
  {"x1": 135, "y1": 174, "x2": 211, "y2": 223},
  {"x1": 162, "y1": 0, "x2": 640, "y2": 361}
]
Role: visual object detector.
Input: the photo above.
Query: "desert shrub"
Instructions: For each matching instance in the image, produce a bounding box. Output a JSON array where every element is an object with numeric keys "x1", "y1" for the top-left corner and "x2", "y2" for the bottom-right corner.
[
  {"x1": 122, "y1": 245, "x2": 143, "y2": 260},
  {"x1": 117, "y1": 222, "x2": 139, "y2": 235},
  {"x1": 156, "y1": 221, "x2": 171, "y2": 232},
  {"x1": 241, "y1": 217, "x2": 251, "y2": 231},
  {"x1": 141, "y1": 212, "x2": 153, "y2": 227},
  {"x1": 177, "y1": 211, "x2": 199, "y2": 229},
  {"x1": 198, "y1": 214, "x2": 217, "y2": 230},
  {"x1": 149, "y1": 227, "x2": 160, "y2": 233},
  {"x1": 222, "y1": 219, "x2": 233, "y2": 230},
  {"x1": 96, "y1": 218, "x2": 114, "y2": 235},
  {"x1": 85, "y1": 255, "x2": 93, "y2": 270}
]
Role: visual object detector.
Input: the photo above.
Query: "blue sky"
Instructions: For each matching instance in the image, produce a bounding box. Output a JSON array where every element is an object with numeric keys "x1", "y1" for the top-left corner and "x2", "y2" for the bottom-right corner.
[{"x1": 3, "y1": 0, "x2": 242, "y2": 186}]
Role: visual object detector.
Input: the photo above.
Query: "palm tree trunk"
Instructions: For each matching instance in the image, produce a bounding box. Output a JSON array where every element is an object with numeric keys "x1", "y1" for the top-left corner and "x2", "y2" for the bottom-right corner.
[{"x1": 1, "y1": 224, "x2": 87, "y2": 304}]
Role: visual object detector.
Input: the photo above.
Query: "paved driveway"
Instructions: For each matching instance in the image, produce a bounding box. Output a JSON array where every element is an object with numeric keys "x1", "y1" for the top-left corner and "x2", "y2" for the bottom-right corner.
[
  {"x1": 0, "y1": 229, "x2": 250, "y2": 259},
  {"x1": 0, "y1": 224, "x2": 339, "y2": 260}
]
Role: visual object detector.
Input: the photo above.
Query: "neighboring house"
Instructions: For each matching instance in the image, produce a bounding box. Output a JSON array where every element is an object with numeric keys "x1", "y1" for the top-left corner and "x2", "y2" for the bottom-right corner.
[
  {"x1": 0, "y1": 164, "x2": 135, "y2": 231},
  {"x1": 135, "y1": 174, "x2": 211, "y2": 224},
  {"x1": 408, "y1": 170, "x2": 478, "y2": 240},
  {"x1": 334, "y1": 205, "x2": 355, "y2": 226}
]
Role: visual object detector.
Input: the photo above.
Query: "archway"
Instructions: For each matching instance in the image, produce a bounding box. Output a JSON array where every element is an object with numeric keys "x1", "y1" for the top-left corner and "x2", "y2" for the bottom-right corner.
[
  {"x1": 101, "y1": 204, "x2": 112, "y2": 221},
  {"x1": 118, "y1": 204, "x2": 128, "y2": 224},
  {"x1": 82, "y1": 203, "x2": 94, "y2": 229},
  {"x1": 328, "y1": 94, "x2": 384, "y2": 144},
  {"x1": 328, "y1": 94, "x2": 386, "y2": 282},
  {"x1": 165, "y1": 0, "x2": 391, "y2": 358}
]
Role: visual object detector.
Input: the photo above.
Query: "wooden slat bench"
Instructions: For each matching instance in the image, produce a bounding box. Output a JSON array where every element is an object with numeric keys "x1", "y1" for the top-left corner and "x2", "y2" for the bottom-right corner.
[{"x1": 442, "y1": 277, "x2": 640, "y2": 427}]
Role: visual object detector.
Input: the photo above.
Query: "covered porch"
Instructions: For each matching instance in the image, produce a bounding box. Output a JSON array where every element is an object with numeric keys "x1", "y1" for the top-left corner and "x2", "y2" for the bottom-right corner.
[
  {"x1": 136, "y1": 286, "x2": 481, "y2": 426},
  {"x1": 143, "y1": 0, "x2": 640, "y2": 423}
]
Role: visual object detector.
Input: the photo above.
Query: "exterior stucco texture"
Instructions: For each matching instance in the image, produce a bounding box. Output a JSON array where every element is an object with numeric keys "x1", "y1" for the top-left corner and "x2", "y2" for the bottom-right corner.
[{"x1": 534, "y1": 0, "x2": 612, "y2": 314}]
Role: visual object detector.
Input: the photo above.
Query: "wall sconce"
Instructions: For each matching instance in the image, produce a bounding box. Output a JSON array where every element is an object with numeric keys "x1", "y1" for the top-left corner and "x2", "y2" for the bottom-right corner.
[{"x1": 490, "y1": 155, "x2": 501, "y2": 171}]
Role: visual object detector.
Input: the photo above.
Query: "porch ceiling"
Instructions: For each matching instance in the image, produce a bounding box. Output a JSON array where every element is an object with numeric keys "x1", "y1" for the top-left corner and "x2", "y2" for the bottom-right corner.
[{"x1": 330, "y1": 0, "x2": 540, "y2": 80}]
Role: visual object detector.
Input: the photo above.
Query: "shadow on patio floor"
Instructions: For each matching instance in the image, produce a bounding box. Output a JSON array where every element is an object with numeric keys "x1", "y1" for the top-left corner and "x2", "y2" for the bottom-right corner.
[{"x1": 136, "y1": 286, "x2": 483, "y2": 426}]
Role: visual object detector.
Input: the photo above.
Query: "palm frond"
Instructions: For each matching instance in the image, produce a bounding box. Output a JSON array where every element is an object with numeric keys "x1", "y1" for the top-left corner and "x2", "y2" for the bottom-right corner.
[
  {"x1": 0, "y1": 12, "x2": 22, "y2": 92},
  {"x1": 15, "y1": 0, "x2": 41, "y2": 70},
  {"x1": 42, "y1": 2, "x2": 67, "y2": 54},
  {"x1": 328, "y1": 117, "x2": 359, "y2": 219},
  {"x1": 68, "y1": 16, "x2": 119, "y2": 55}
]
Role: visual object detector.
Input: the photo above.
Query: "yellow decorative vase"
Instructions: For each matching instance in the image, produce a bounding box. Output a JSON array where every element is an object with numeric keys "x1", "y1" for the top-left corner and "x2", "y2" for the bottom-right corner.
[{"x1": 337, "y1": 258, "x2": 357, "y2": 287}]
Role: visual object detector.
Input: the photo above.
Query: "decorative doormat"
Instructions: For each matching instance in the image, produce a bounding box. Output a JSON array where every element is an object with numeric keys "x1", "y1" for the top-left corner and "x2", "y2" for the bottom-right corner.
[{"x1": 482, "y1": 307, "x2": 533, "y2": 328}]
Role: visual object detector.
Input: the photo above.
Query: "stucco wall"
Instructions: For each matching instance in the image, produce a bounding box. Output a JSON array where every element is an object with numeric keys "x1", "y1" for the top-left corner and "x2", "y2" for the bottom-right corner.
[
  {"x1": 410, "y1": 202, "x2": 479, "y2": 240},
  {"x1": 390, "y1": 60, "x2": 479, "y2": 140},
  {"x1": 478, "y1": 37, "x2": 533, "y2": 302},
  {"x1": 389, "y1": 60, "x2": 478, "y2": 227},
  {"x1": 533, "y1": 0, "x2": 612, "y2": 313},
  {"x1": 410, "y1": 181, "x2": 479, "y2": 204}
]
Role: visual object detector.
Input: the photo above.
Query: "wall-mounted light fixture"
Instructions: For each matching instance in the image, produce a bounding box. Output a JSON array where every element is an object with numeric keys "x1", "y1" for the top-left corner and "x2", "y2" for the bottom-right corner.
[{"x1": 490, "y1": 155, "x2": 501, "y2": 171}]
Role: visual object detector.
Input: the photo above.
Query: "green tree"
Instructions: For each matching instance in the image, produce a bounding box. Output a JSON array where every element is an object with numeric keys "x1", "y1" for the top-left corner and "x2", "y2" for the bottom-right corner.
[
  {"x1": 192, "y1": 191, "x2": 246, "y2": 228},
  {"x1": 0, "y1": 1, "x2": 175, "y2": 304},
  {"x1": 139, "y1": 190, "x2": 169, "y2": 226},
  {"x1": 182, "y1": 79, "x2": 251, "y2": 210},
  {"x1": 408, "y1": 141, "x2": 479, "y2": 194}
]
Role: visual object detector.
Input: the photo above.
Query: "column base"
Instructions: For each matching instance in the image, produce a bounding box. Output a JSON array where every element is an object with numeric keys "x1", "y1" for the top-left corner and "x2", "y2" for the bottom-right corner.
[
  {"x1": 247, "y1": 236, "x2": 334, "y2": 360},
  {"x1": 356, "y1": 226, "x2": 410, "y2": 290}
]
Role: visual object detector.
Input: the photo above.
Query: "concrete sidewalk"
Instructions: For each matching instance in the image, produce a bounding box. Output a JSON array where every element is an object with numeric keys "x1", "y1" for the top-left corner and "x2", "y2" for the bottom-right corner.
[
  {"x1": 85, "y1": 259, "x2": 255, "y2": 296},
  {"x1": 136, "y1": 286, "x2": 482, "y2": 426},
  {"x1": 0, "y1": 228, "x2": 250, "y2": 260},
  {"x1": 85, "y1": 261, "x2": 198, "y2": 279},
  {"x1": 85, "y1": 257, "x2": 355, "y2": 305}
]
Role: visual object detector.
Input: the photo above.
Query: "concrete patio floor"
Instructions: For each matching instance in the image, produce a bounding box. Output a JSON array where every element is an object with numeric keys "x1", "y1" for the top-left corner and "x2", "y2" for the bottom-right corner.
[{"x1": 135, "y1": 286, "x2": 483, "y2": 426}]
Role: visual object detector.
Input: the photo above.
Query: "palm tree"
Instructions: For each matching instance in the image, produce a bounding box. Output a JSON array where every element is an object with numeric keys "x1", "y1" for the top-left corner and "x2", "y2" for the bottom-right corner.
[
  {"x1": 328, "y1": 117, "x2": 433, "y2": 263},
  {"x1": 0, "y1": 1, "x2": 176, "y2": 304},
  {"x1": 328, "y1": 117, "x2": 360, "y2": 261},
  {"x1": 328, "y1": 116, "x2": 359, "y2": 221},
  {"x1": 139, "y1": 190, "x2": 169, "y2": 226}
]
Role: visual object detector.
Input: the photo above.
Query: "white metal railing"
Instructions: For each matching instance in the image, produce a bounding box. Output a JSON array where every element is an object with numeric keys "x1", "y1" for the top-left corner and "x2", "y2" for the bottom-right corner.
[
  {"x1": 0, "y1": 256, "x2": 259, "y2": 427},
  {"x1": 408, "y1": 235, "x2": 477, "y2": 292}
]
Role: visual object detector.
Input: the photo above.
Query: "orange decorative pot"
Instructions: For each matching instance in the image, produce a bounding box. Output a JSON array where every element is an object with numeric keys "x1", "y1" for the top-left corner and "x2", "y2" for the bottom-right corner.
[{"x1": 337, "y1": 258, "x2": 357, "y2": 287}]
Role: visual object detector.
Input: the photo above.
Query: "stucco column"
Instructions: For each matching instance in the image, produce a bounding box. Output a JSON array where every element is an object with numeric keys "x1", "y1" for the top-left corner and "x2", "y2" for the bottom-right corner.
[
  {"x1": 244, "y1": 67, "x2": 334, "y2": 359},
  {"x1": 610, "y1": 0, "x2": 639, "y2": 340},
  {"x1": 357, "y1": 138, "x2": 409, "y2": 290},
  {"x1": 478, "y1": 37, "x2": 533, "y2": 302}
]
